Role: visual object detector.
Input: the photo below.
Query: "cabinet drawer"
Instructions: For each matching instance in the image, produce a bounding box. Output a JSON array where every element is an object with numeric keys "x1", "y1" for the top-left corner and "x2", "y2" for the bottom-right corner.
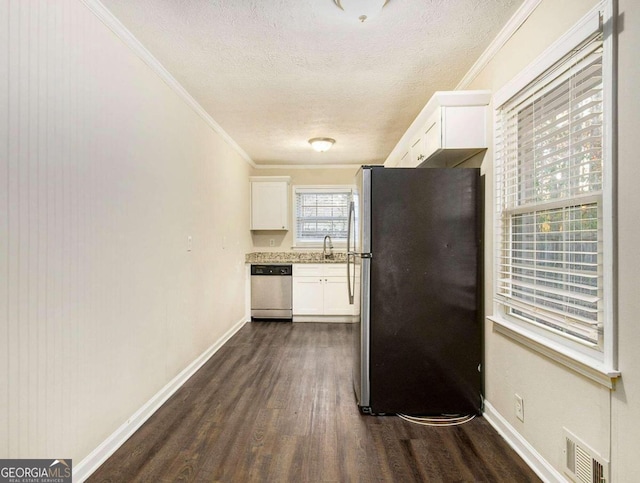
[
  {"x1": 293, "y1": 264, "x2": 324, "y2": 277},
  {"x1": 293, "y1": 263, "x2": 347, "y2": 277},
  {"x1": 422, "y1": 109, "x2": 441, "y2": 161},
  {"x1": 324, "y1": 264, "x2": 348, "y2": 277}
]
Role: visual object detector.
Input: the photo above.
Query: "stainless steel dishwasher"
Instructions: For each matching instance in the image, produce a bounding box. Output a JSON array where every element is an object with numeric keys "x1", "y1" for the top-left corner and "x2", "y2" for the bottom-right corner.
[{"x1": 250, "y1": 264, "x2": 293, "y2": 320}]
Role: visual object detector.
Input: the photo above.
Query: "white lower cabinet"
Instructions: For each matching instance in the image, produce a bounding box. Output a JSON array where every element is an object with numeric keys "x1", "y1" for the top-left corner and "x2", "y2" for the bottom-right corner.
[
  {"x1": 292, "y1": 277, "x2": 324, "y2": 315},
  {"x1": 293, "y1": 264, "x2": 353, "y2": 319},
  {"x1": 322, "y1": 277, "x2": 353, "y2": 315}
]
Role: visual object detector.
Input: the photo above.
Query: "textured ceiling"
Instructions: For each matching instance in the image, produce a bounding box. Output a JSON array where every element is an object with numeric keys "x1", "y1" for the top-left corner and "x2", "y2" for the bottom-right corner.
[{"x1": 100, "y1": 0, "x2": 523, "y2": 166}]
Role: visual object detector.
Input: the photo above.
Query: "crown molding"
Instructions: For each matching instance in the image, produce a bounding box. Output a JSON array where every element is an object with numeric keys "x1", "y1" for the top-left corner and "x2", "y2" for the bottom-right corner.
[
  {"x1": 80, "y1": 0, "x2": 256, "y2": 168},
  {"x1": 384, "y1": 0, "x2": 542, "y2": 166},
  {"x1": 455, "y1": 0, "x2": 543, "y2": 90},
  {"x1": 493, "y1": 2, "x2": 603, "y2": 108},
  {"x1": 252, "y1": 164, "x2": 364, "y2": 170},
  {"x1": 81, "y1": 0, "x2": 542, "y2": 170}
]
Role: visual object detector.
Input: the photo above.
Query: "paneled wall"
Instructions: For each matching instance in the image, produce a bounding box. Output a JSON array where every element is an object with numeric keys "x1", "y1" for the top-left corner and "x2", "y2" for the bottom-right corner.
[{"x1": 0, "y1": 0, "x2": 252, "y2": 463}]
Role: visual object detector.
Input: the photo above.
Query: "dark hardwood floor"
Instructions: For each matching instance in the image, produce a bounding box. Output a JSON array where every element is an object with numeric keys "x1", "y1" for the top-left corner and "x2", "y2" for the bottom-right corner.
[{"x1": 88, "y1": 322, "x2": 540, "y2": 482}]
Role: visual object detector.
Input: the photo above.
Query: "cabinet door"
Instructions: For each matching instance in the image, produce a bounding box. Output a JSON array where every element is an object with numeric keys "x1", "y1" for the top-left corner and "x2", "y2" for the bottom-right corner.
[
  {"x1": 251, "y1": 181, "x2": 288, "y2": 230},
  {"x1": 409, "y1": 135, "x2": 424, "y2": 167},
  {"x1": 292, "y1": 277, "x2": 324, "y2": 315},
  {"x1": 441, "y1": 105, "x2": 486, "y2": 149},
  {"x1": 422, "y1": 109, "x2": 442, "y2": 161},
  {"x1": 323, "y1": 277, "x2": 353, "y2": 315}
]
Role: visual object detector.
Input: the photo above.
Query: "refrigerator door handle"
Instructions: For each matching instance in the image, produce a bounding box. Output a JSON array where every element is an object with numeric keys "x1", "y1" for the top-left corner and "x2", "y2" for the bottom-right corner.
[
  {"x1": 347, "y1": 200, "x2": 355, "y2": 304},
  {"x1": 347, "y1": 254, "x2": 354, "y2": 305},
  {"x1": 347, "y1": 200, "x2": 355, "y2": 254}
]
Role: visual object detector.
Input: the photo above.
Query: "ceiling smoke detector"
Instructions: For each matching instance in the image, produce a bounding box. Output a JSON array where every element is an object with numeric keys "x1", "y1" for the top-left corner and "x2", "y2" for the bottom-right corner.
[
  {"x1": 308, "y1": 137, "x2": 336, "y2": 152},
  {"x1": 332, "y1": 0, "x2": 390, "y2": 23}
]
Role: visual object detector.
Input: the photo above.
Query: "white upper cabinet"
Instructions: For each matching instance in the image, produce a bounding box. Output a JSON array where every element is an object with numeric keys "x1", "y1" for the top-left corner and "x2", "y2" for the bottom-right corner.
[
  {"x1": 386, "y1": 90, "x2": 491, "y2": 168},
  {"x1": 250, "y1": 176, "x2": 290, "y2": 230},
  {"x1": 420, "y1": 103, "x2": 488, "y2": 166}
]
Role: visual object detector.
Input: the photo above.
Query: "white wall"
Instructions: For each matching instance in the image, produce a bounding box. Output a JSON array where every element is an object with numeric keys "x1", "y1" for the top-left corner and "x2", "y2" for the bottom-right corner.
[
  {"x1": 464, "y1": 0, "x2": 640, "y2": 480},
  {"x1": 610, "y1": 1, "x2": 640, "y2": 480},
  {"x1": 0, "y1": 0, "x2": 252, "y2": 464},
  {"x1": 249, "y1": 167, "x2": 359, "y2": 251}
]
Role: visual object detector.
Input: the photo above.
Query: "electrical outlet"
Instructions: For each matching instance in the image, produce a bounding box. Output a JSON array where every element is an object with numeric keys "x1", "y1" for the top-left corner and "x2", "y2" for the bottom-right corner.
[
  {"x1": 269, "y1": 239, "x2": 275, "y2": 247},
  {"x1": 187, "y1": 235, "x2": 193, "y2": 252},
  {"x1": 515, "y1": 394, "x2": 524, "y2": 422}
]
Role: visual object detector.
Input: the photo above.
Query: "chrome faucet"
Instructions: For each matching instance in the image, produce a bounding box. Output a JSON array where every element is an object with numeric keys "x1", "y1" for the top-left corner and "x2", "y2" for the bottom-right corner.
[{"x1": 323, "y1": 235, "x2": 334, "y2": 259}]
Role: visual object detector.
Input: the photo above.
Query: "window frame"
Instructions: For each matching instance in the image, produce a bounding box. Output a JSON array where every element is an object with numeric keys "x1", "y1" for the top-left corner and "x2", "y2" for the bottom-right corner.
[
  {"x1": 292, "y1": 185, "x2": 354, "y2": 249},
  {"x1": 490, "y1": 0, "x2": 618, "y2": 386}
]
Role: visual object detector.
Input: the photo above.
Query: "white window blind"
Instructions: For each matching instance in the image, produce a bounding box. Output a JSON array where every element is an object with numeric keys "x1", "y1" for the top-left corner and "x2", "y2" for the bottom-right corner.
[
  {"x1": 295, "y1": 188, "x2": 351, "y2": 244},
  {"x1": 495, "y1": 34, "x2": 604, "y2": 347}
]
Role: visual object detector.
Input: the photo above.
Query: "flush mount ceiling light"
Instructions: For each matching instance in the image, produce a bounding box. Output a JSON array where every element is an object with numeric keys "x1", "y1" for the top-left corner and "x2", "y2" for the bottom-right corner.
[
  {"x1": 308, "y1": 137, "x2": 336, "y2": 152},
  {"x1": 332, "y1": 0, "x2": 390, "y2": 23}
]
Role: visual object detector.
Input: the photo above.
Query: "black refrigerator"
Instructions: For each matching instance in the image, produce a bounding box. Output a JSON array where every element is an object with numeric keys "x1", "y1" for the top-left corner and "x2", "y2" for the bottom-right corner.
[{"x1": 347, "y1": 166, "x2": 482, "y2": 416}]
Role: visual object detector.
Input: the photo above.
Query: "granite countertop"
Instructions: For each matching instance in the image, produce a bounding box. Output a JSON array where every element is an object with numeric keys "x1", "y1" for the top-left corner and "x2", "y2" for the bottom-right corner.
[{"x1": 246, "y1": 252, "x2": 348, "y2": 264}]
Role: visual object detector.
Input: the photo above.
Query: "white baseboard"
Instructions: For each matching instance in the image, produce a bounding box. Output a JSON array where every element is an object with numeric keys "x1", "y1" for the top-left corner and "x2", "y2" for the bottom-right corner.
[
  {"x1": 483, "y1": 400, "x2": 566, "y2": 483},
  {"x1": 292, "y1": 315, "x2": 356, "y2": 323},
  {"x1": 73, "y1": 317, "x2": 247, "y2": 482}
]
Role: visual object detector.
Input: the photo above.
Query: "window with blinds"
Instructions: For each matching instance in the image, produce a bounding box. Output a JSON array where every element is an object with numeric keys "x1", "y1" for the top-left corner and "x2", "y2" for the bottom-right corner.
[
  {"x1": 495, "y1": 34, "x2": 605, "y2": 348},
  {"x1": 294, "y1": 188, "x2": 351, "y2": 244}
]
